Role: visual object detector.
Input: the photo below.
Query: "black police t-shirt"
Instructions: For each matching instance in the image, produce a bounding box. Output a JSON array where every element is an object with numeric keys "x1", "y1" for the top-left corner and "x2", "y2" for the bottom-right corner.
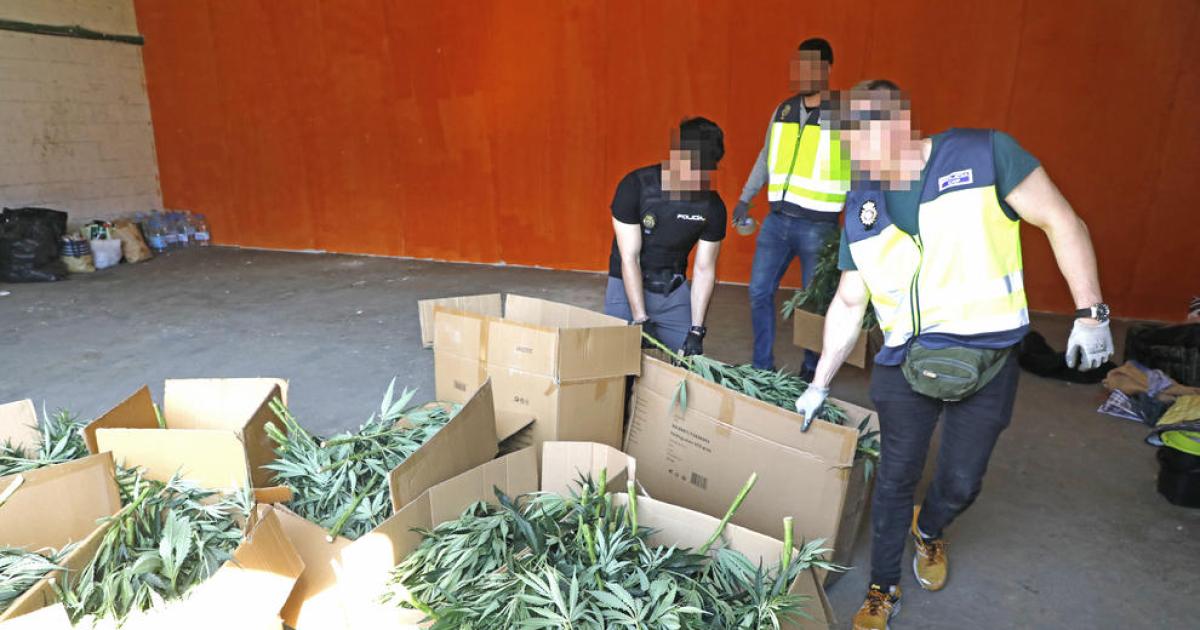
[{"x1": 607, "y1": 165, "x2": 726, "y2": 279}]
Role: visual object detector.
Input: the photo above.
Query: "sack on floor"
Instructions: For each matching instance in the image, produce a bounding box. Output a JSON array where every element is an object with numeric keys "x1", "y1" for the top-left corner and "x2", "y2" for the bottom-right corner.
[
  {"x1": 110, "y1": 220, "x2": 152, "y2": 262},
  {"x1": 0, "y1": 232, "x2": 66, "y2": 282},
  {"x1": 0, "y1": 206, "x2": 69, "y2": 281},
  {"x1": 90, "y1": 238, "x2": 122, "y2": 269},
  {"x1": 1126, "y1": 323, "x2": 1200, "y2": 387},
  {"x1": 61, "y1": 236, "x2": 95, "y2": 273}
]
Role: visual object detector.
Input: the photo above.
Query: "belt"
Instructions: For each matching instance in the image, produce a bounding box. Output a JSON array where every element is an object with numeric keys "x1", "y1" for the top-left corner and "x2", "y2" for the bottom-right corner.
[
  {"x1": 643, "y1": 269, "x2": 685, "y2": 296},
  {"x1": 771, "y1": 202, "x2": 840, "y2": 222}
]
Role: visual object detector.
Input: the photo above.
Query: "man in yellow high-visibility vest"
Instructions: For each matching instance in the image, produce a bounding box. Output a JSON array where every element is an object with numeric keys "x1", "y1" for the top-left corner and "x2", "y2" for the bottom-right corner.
[
  {"x1": 794, "y1": 80, "x2": 1114, "y2": 629},
  {"x1": 734, "y1": 37, "x2": 851, "y2": 379}
]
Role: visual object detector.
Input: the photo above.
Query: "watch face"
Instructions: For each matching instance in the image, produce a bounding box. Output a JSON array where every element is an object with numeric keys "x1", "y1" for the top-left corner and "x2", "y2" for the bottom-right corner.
[{"x1": 1096, "y1": 303, "x2": 1110, "y2": 320}]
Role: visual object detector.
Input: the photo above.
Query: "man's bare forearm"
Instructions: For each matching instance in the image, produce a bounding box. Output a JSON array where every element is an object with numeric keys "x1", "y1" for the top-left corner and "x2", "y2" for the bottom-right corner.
[
  {"x1": 811, "y1": 289, "x2": 869, "y2": 388},
  {"x1": 690, "y1": 265, "x2": 717, "y2": 327},
  {"x1": 1044, "y1": 213, "x2": 1103, "y2": 310},
  {"x1": 620, "y1": 258, "x2": 648, "y2": 321}
]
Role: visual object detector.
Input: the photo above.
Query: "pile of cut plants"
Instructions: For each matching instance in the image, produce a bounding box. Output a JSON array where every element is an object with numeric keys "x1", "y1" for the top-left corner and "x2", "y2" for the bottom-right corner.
[
  {"x1": 385, "y1": 472, "x2": 838, "y2": 629},
  {"x1": 57, "y1": 468, "x2": 251, "y2": 625},
  {"x1": 644, "y1": 336, "x2": 880, "y2": 467},
  {"x1": 264, "y1": 379, "x2": 460, "y2": 540},
  {"x1": 0, "y1": 407, "x2": 88, "y2": 476}
]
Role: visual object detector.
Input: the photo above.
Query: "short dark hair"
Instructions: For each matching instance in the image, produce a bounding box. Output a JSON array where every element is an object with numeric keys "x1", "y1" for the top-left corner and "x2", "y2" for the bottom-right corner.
[
  {"x1": 676, "y1": 117, "x2": 725, "y2": 170},
  {"x1": 856, "y1": 78, "x2": 900, "y2": 92},
  {"x1": 798, "y1": 37, "x2": 833, "y2": 65}
]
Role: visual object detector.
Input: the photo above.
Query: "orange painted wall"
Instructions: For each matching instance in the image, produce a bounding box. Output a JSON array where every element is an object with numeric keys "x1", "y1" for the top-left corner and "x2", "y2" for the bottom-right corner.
[{"x1": 134, "y1": 0, "x2": 1198, "y2": 321}]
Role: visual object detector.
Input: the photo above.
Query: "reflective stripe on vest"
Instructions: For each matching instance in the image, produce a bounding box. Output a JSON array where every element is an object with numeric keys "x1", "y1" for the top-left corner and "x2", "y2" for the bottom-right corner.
[
  {"x1": 845, "y1": 129, "x2": 1028, "y2": 347},
  {"x1": 767, "y1": 115, "x2": 850, "y2": 213}
]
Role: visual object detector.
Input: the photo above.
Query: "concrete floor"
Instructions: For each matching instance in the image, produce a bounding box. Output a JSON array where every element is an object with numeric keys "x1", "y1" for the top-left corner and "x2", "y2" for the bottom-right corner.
[{"x1": 1, "y1": 247, "x2": 1197, "y2": 628}]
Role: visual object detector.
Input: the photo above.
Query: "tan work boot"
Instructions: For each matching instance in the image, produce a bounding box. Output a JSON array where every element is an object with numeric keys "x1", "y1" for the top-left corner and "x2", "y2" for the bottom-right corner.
[
  {"x1": 911, "y1": 506, "x2": 948, "y2": 591},
  {"x1": 852, "y1": 584, "x2": 901, "y2": 630}
]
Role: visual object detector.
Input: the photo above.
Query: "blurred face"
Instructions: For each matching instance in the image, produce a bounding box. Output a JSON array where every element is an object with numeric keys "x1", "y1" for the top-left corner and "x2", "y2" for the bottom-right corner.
[
  {"x1": 789, "y1": 50, "x2": 829, "y2": 95},
  {"x1": 841, "y1": 89, "x2": 921, "y2": 186},
  {"x1": 662, "y1": 148, "x2": 711, "y2": 193}
]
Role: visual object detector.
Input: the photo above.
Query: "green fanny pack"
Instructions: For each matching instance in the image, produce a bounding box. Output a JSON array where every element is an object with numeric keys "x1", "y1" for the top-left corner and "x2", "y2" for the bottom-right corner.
[{"x1": 901, "y1": 341, "x2": 1012, "y2": 401}]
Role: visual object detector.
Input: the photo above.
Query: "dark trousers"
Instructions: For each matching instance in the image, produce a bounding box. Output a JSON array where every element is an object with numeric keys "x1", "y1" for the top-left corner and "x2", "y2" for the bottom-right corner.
[
  {"x1": 604, "y1": 276, "x2": 691, "y2": 351},
  {"x1": 748, "y1": 212, "x2": 838, "y2": 371},
  {"x1": 868, "y1": 352, "x2": 1021, "y2": 586}
]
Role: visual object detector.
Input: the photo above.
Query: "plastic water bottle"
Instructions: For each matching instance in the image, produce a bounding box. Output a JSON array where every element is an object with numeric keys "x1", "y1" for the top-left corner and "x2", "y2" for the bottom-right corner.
[
  {"x1": 146, "y1": 216, "x2": 167, "y2": 253},
  {"x1": 193, "y1": 214, "x2": 211, "y2": 246},
  {"x1": 161, "y1": 212, "x2": 179, "y2": 249},
  {"x1": 179, "y1": 212, "x2": 195, "y2": 247}
]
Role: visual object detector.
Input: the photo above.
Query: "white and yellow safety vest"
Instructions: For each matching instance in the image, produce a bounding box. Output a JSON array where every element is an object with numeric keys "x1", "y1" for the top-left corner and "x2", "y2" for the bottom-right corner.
[
  {"x1": 844, "y1": 129, "x2": 1029, "y2": 349},
  {"x1": 766, "y1": 95, "x2": 851, "y2": 214}
]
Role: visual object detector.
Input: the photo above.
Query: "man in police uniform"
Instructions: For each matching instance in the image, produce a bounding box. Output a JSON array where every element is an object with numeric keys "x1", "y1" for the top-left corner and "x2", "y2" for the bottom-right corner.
[
  {"x1": 792, "y1": 81, "x2": 1114, "y2": 629},
  {"x1": 606, "y1": 117, "x2": 727, "y2": 355},
  {"x1": 734, "y1": 37, "x2": 851, "y2": 378}
]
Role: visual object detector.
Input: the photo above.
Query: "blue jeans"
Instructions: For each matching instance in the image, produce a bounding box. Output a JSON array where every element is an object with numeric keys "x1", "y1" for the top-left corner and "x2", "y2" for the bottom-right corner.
[
  {"x1": 748, "y1": 212, "x2": 838, "y2": 371},
  {"x1": 867, "y1": 352, "x2": 1020, "y2": 586}
]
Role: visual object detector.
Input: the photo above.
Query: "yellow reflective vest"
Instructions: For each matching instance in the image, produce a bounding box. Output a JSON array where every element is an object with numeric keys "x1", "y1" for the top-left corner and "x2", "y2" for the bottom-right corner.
[
  {"x1": 844, "y1": 129, "x2": 1029, "y2": 350},
  {"x1": 766, "y1": 95, "x2": 851, "y2": 214}
]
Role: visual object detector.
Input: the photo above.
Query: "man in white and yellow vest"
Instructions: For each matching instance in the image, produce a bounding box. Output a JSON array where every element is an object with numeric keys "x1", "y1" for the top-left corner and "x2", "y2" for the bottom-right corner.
[
  {"x1": 792, "y1": 81, "x2": 1115, "y2": 629},
  {"x1": 733, "y1": 37, "x2": 851, "y2": 378}
]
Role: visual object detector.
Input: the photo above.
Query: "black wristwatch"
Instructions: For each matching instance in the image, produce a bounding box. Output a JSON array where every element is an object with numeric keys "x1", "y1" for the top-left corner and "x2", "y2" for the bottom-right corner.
[
  {"x1": 689, "y1": 325, "x2": 707, "y2": 338},
  {"x1": 1074, "y1": 303, "x2": 1110, "y2": 323}
]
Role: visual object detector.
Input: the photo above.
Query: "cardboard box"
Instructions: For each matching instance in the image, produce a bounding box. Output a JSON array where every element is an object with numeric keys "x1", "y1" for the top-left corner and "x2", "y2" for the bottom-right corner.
[
  {"x1": 83, "y1": 378, "x2": 288, "y2": 489},
  {"x1": 0, "y1": 453, "x2": 123, "y2": 623},
  {"x1": 0, "y1": 455, "x2": 303, "y2": 627},
  {"x1": 625, "y1": 354, "x2": 876, "y2": 572},
  {"x1": 792, "y1": 309, "x2": 884, "y2": 370},
  {"x1": 0, "y1": 399, "x2": 40, "y2": 453},
  {"x1": 275, "y1": 380, "x2": 501, "y2": 630},
  {"x1": 416, "y1": 293, "x2": 501, "y2": 348},
  {"x1": 0, "y1": 604, "x2": 73, "y2": 630},
  {"x1": 421, "y1": 293, "x2": 641, "y2": 450},
  {"x1": 330, "y1": 441, "x2": 834, "y2": 628}
]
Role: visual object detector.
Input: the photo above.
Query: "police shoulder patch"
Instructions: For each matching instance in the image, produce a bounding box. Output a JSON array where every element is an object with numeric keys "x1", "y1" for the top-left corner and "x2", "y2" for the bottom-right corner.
[
  {"x1": 859, "y1": 200, "x2": 878, "y2": 229},
  {"x1": 641, "y1": 213, "x2": 656, "y2": 230}
]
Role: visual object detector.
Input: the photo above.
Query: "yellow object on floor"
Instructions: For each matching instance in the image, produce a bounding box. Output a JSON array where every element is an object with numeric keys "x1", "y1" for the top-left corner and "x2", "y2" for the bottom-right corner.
[{"x1": 1159, "y1": 395, "x2": 1200, "y2": 456}]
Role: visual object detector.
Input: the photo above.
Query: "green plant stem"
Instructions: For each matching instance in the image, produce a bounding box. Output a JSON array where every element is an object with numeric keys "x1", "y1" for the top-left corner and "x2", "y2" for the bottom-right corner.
[
  {"x1": 327, "y1": 485, "x2": 371, "y2": 541},
  {"x1": 699, "y1": 473, "x2": 757, "y2": 555},
  {"x1": 781, "y1": 516, "x2": 794, "y2": 576},
  {"x1": 627, "y1": 480, "x2": 638, "y2": 536}
]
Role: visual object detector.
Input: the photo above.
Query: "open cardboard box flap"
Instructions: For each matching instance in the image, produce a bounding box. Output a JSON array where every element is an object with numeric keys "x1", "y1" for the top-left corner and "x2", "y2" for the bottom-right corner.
[
  {"x1": 83, "y1": 378, "x2": 287, "y2": 489},
  {"x1": 388, "y1": 380, "x2": 499, "y2": 511},
  {"x1": 0, "y1": 452, "x2": 121, "y2": 552},
  {"x1": 416, "y1": 293, "x2": 502, "y2": 348},
  {"x1": 334, "y1": 442, "x2": 833, "y2": 629},
  {"x1": 0, "y1": 604, "x2": 73, "y2": 630},
  {"x1": 0, "y1": 453, "x2": 122, "y2": 623},
  {"x1": 626, "y1": 354, "x2": 874, "y2": 564},
  {"x1": 428, "y1": 293, "x2": 641, "y2": 383},
  {"x1": 0, "y1": 399, "x2": 40, "y2": 452},
  {"x1": 276, "y1": 380, "x2": 502, "y2": 630}
]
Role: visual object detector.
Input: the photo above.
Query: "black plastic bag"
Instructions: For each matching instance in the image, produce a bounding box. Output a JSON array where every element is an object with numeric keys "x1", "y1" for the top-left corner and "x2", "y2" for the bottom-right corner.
[
  {"x1": 0, "y1": 206, "x2": 68, "y2": 282},
  {"x1": 1126, "y1": 323, "x2": 1200, "y2": 387}
]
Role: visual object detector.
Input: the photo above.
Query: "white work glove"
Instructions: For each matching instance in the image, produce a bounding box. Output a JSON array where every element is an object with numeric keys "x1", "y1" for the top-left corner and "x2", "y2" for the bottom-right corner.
[
  {"x1": 795, "y1": 385, "x2": 830, "y2": 432},
  {"x1": 1065, "y1": 319, "x2": 1114, "y2": 371}
]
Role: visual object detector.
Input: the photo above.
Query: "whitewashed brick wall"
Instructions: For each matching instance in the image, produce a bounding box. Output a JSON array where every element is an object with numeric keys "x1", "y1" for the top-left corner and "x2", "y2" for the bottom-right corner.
[{"x1": 0, "y1": 0, "x2": 160, "y2": 223}]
